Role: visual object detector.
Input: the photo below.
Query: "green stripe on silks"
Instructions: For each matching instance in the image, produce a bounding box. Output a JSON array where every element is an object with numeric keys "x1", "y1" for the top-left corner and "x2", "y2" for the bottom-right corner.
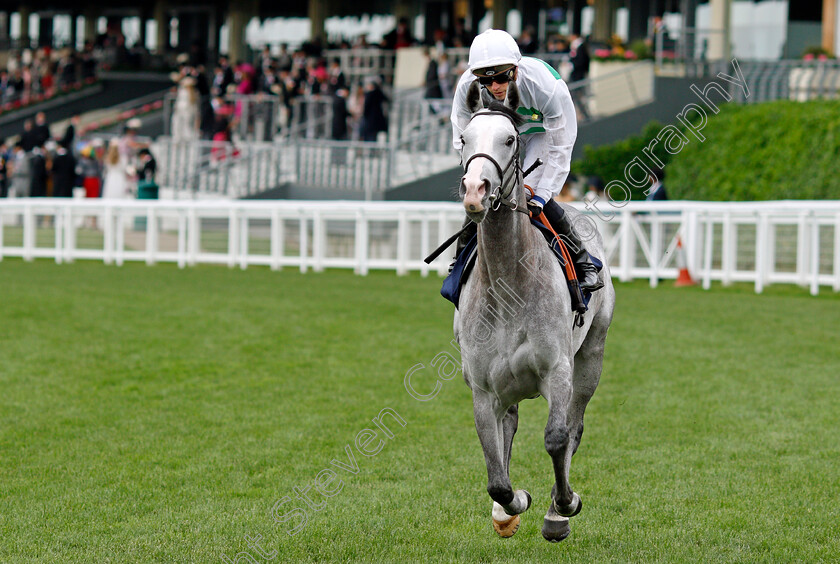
[
  {"x1": 514, "y1": 58, "x2": 560, "y2": 136},
  {"x1": 516, "y1": 106, "x2": 544, "y2": 135},
  {"x1": 520, "y1": 126, "x2": 546, "y2": 135},
  {"x1": 531, "y1": 57, "x2": 562, "y2": 79}
]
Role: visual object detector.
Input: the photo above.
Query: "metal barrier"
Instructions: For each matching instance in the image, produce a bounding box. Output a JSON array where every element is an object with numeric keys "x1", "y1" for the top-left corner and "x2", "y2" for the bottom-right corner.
[
  {"x1": 654, "y1": 27, "x2": 840, "y2": 103},
  {"x1": 700, "y1": 59, "x2": 840, "y2": 103},
  {"x1": 2, "y1": 199, "x2": 839, "y2": 295},
  {"x1": 152, "y1": 138, "x2": 288, "y2": 198},
  {"x1": 323, "y1": 48, "x2": 397, "y2": 86},
  {"x1": 163, "y1": 93, "x2": 282, "y2": 141}
]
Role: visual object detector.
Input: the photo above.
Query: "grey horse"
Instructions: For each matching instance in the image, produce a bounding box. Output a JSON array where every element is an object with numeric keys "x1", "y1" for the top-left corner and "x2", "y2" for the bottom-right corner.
[{"x1": 453, "y1": 80, "x2": 616, "y2": 541}]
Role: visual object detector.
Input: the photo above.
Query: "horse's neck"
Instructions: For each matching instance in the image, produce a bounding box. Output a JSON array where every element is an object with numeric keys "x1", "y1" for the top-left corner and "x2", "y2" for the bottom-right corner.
[{"x1": 476, "y1": 189, "x2": 536, "y2": 283}]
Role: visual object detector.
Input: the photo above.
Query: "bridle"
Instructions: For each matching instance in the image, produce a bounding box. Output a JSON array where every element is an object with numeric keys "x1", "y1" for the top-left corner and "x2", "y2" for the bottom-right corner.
[{"x1": 461, "y1": 110, "x2": 527, "y2": 214}]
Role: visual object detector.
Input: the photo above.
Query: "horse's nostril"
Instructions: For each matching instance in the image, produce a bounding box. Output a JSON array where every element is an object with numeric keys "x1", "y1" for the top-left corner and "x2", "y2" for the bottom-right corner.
[{"x1": 468, "y1": 204, "x2": 477, "y2": 212}]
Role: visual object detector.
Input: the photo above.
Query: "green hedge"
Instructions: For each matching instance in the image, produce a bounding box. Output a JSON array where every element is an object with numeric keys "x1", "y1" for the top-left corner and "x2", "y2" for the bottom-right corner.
[
  {"x1": 572, "y1": 120, "x2": 672, "y2": 200},
  {"x1": 572, "y1": 99, "x2": 840, "y2": 201}
]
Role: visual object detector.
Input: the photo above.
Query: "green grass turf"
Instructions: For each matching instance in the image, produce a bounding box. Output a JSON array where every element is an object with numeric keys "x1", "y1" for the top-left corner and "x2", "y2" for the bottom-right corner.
[{"x1": 0, "y1": 261, "x2": 838, "y2": 563}]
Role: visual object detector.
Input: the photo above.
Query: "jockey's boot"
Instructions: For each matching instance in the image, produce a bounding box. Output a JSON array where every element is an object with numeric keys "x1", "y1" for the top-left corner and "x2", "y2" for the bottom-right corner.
[
  {"x1": 541, "y1": 199, "x2": 604, "y2": 292},
  {"x1": 449, "y1": 217, "x2": 478, "y2": 273}
]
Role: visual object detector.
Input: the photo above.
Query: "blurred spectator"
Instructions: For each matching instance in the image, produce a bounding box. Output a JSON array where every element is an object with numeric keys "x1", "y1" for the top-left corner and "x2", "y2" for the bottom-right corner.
[
  {"x1": 569, "y1": 35, "x2": 590, "y2": 82},
  {"x1": 171, "y1": 75, "x2": 200, "y2": 142},
  {"x1": 33, "y1": 112, "x2": 51, "y2": 147},
  {"x1": 250, "y1": 91, "x2": 275, "y2": 141},
  {"x1": 0, "y1": 138, "x2": 7, "y2": 197},
  {"x1": 569, "y1": 34, "x2": 591, "y2": 120},
  {"x1": 548, "y1": 35, "x2": 569, "y2": 54},
  {"x1": 328, "y1": 59, "x2": 347, "y2": 94},
  {"x1": 451, "y1": 18, "x2": 474, "y2": 47},
  {"x1": 360, "y1": 77, "x2": 389, "y2": 142},
  {"x1": 29, "y1": 145, "x2": 48, "y2": 198},
  {"x1": 277, "y1": 44, "x2": 293, "y2": 73},
  {"x1": 519, "y1": 27, "x2": 538, "y2": 54},
  {"x1": 583, "y1": 176, "x2": 605, "y2": 204},
  {"x1": 214, "y1": 55, "x2": 236, "y2": 97},
  {"x1": 256, "y1": 45, "x2": 273, "y2": 79},
  {"x1": 77, "y1": 143, "x2": 102, "y2": 199},
  {"x1": 101, "y1": 141, "x2": 130, "y2": 199},
  {"x1": 330, "y1": 88, "x2": 350, "y2": 165},
  {"x1": 424, "y1": 49, "x2": 443, "y2": 100},
  {"x1": 646, "y1": 167, "x2": 669, "y2": 201},
  {"x1": 60, "y1": 115, "x2": 79, "y2": 149},
  {"x1": 81, "y1": 43, "x2": 97, "y2": 80},
  {"x1": 382, "y1": 17, "x2": 416, "y2": 50},
  {"x1": 58, "y1": 48, "x2": 77, "y2": 87},
  {"x1": 556, "y1": 174, "x2": 580, "y2": 202},
  {"x1": 119, "y1": 119, "x2": 145, "y2": 162},
  {"x1": 273, "y1": 69, "x2": 295, "y2": 131},
  {"x1": 137, "y1": 148, "x2": 157, "y2": 184},
  {"x1": 438, "y1": 52, "x2": 454, "y2": 99},
  {"x1": 211, "y1": 105, "x2": 235, "y2": 161},
  {"x1": 347, "y1": 84, "x2": 365, "y2": 140},
  {"x1": 431, "y1": 28, "x2": 449, "y2": 52},
  {"x1": 8, "y1": 143, "x2": 29, "y2": 197},
  {"x1": 20, "y1": 119, "x2": 36, "y2": 152},
  {"x1": 51, "y1": 141, "x2": 76, "y2": 198}
]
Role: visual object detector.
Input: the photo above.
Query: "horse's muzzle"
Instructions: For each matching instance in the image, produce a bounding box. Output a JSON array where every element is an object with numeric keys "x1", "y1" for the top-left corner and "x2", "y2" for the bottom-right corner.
[{"x1": 462, "y1": 176, "x2": 488, "y2": 213}]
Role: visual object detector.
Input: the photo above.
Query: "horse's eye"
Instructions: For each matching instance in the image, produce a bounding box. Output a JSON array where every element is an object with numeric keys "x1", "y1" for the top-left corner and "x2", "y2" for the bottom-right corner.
[{"x1": 505, "y1": 136, "x2": 515, "y2": 146}]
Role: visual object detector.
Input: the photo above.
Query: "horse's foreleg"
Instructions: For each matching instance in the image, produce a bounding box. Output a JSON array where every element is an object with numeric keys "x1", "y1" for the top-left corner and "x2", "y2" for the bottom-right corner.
[
  {"x1": 501, "y1": 404, "x2": 518, "y2": 476},
  {"x1": 472, "y1": 392, "x2": 530, "y2": 537}
]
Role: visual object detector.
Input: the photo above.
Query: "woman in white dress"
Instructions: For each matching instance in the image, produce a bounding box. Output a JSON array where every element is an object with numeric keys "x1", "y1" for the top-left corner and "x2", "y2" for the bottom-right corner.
[
  {"x1": 101, "y1": 142, "x2": 130, "y2": 199},
  {"x1": 171, "y1": 76, "x2": 199, "y2": 142}
]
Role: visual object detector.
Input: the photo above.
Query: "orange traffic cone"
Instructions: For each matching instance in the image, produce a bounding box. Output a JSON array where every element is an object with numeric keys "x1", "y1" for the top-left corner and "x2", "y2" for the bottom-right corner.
[{"x1": 674, "y1": 235, "x2": 696, "y2": 287}]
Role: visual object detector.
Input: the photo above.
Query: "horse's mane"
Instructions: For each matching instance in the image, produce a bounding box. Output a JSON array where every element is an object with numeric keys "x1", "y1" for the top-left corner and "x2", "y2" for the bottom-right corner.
[{"x1": 484, "y1": 101, "x2": 527, "y2": 127}]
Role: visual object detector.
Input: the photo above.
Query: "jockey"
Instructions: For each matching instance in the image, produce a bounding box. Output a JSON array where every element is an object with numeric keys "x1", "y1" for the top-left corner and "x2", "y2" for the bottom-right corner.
[{"x1": 451, "y1": 29, "x2": 603, "y2": 292}]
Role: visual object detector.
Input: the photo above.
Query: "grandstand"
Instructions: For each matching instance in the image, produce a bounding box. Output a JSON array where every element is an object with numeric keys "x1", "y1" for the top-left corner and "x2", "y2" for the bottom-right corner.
[{"x1": 0, "y1": 1, "x2": 838, "y2": 295}]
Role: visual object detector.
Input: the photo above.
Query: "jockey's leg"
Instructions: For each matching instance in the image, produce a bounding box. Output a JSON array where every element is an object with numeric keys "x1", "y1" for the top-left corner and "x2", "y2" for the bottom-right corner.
[{"x1": 541, "y1": 199, "x2": 604, "y2": 292}]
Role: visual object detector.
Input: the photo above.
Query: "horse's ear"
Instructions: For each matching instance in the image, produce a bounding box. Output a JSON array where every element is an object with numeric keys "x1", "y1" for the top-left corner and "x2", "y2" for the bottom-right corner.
[
  {"x1": 505, "y1": 80, "x2": 521, "y2": 112},
  {"x1": 466, "y1": 80, "x2": 483, "y2": 113}
]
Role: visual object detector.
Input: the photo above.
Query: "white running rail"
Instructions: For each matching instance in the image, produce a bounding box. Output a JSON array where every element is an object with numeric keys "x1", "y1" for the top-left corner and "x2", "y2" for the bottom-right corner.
[{"x1": 1, "y1": 199, "x2": 839, "y2": 295}]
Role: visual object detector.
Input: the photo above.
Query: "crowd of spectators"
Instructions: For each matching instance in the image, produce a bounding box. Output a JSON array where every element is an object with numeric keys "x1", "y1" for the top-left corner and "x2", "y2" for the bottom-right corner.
[
  {"x1": 0, "y1": 44, "x2": 99, "y2": 110},
  {"x1": 168, "y1": 44, "x2": 396, "y2": 147},
  {"x1": 0, "y1": 114, "x2": 153, "y2": 201}
]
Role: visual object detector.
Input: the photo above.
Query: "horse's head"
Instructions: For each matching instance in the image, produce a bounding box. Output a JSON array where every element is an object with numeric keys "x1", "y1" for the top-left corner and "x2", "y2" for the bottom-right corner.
[{"x1": 458, "y1": 80, "x2": 524, "y2": 223}]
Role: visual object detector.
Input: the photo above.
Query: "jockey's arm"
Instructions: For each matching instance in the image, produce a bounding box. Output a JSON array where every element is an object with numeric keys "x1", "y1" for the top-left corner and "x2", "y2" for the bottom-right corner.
[
  {"x1": 450, "y1": 71, "x2": 474, "y2": 152},
  {"x1": 532, "y1": 79, "x2": 578, "y2": 206}
]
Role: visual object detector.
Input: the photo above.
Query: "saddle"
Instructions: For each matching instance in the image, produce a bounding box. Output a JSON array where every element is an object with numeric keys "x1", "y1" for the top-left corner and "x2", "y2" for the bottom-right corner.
[{"x1": 441, "y1": 220, "x2": 603, "y2": 323}]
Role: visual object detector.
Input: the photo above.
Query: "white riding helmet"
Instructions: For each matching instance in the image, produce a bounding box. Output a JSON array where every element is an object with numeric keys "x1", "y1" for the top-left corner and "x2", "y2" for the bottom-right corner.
[{"x1": 468, "y1": 29, "x2": 522, "y2": 75}]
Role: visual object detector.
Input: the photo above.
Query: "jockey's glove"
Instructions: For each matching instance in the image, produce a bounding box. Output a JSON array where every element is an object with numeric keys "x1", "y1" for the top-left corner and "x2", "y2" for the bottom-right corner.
[{"x1": 527, "y1": 195, "x2": 546, "y2": 219}]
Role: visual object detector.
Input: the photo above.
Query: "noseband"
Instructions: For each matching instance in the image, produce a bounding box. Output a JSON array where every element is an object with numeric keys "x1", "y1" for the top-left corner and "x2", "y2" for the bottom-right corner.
[{"x1": 461, "y1": 110, "x2": 524, "y2": 213}]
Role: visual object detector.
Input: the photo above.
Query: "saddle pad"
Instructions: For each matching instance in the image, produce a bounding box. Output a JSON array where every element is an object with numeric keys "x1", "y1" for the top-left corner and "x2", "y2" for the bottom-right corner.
[
  {"x1": 440, "y1": 234, "x2": 478, "y2": 308},
  {"x1": 441, "y1": 221, "x2": 602, "y2": 310}
]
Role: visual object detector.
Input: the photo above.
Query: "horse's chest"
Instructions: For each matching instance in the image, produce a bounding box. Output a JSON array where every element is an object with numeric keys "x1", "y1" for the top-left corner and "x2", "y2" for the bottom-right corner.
[{"x1": 458, "y1": 320, "x2": 550, "y2": 396}]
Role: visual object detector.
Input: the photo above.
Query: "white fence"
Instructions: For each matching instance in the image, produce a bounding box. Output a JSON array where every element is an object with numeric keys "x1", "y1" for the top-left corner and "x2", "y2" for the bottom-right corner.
[{"x1": 1, "y1": 199, "x2": 839, "y2": 295}]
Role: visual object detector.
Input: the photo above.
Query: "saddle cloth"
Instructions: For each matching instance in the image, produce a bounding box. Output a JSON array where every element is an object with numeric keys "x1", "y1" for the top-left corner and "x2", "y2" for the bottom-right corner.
[{"x1": 441, "y1": 219, "x2": 603, "y2": 310}]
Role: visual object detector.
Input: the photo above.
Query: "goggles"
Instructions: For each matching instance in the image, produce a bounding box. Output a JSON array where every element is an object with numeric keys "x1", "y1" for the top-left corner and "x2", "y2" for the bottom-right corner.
[{"x1": 474, "y1": 66, "x2": 515, "y2": 86}]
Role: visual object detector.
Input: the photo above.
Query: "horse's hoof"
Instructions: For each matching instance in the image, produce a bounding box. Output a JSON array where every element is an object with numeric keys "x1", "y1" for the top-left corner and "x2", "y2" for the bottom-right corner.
[
  {"x1": 541, "y1": 515, "x2": 570, "y2": 542},
  {"x1": 556, "y1": 492, "x2": 582, "y2": 517},
  {"x1": 491, "y1": 501, "x2": 522, "y2": 538},
  {"x1": 492, "y1": 514, "x2": 521, "y2": 538}
]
